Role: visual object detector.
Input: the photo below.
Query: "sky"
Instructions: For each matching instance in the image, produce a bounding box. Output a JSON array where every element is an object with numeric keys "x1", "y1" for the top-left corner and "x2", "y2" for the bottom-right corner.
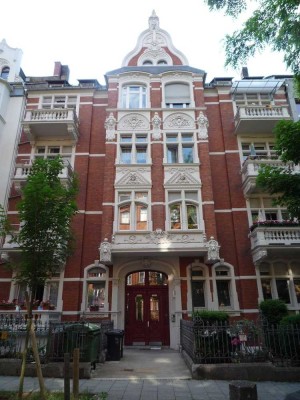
[{"x1": 1, "y1": 0, "x2": 292, "y2": 86}]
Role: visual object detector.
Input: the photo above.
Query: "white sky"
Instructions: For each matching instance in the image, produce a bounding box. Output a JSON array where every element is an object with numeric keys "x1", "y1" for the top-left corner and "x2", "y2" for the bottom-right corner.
[{"x1": 1, "y1": 0, "x2": 292, "y2": 85}]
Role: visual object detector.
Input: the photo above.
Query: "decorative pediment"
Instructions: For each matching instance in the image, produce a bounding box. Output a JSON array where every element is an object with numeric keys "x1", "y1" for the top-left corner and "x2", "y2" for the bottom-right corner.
[
  {"x1": 163, "y1": 113, "x2": 195, "y2": 130},
  {"x1": 165, "y1": 170, "x2": 200, "y2": 186},
  {"x1": 115, "y1": 170, "x2": 151, "y2": 187},
  {"x1": 118, "y1": 113, "x2": 149, "y2": 131}
]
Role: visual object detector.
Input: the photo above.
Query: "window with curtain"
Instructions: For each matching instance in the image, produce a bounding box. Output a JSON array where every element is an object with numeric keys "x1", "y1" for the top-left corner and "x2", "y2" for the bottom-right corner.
[{"x1": 165, "y1": 83, "x2": 190, "y2": 108}]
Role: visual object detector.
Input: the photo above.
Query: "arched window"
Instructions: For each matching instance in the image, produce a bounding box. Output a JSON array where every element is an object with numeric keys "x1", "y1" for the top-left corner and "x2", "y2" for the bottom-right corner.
[
  {"x1": 118, "y1": 191, "x2": 149, "y2": 231},
  {"x1": 143, "y1": 60, "x2": 153, "y2": 65},
  {"x1": 84, "y1": 264, "x2": 108, "y2": 312},
  {"x1": 1, "y1": 66, "x2": 10, "y2": 80},
  {"x1": 212, "y1": 263, "x2": 239, "y2": 310},
  {"x1": 157, "y1": 60, "x2": 167, "y2": 65}
]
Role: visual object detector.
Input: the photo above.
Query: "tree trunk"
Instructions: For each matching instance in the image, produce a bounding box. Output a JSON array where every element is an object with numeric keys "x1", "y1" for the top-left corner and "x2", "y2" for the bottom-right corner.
[{"x1": 18, "y1": 291, "x2": 46, "y2": 400}]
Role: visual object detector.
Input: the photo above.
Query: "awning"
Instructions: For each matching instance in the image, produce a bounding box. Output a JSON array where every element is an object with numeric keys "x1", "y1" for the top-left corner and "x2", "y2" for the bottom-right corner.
[{"x1": 231, "y1": 79, "x2": 285, "y2": 95}]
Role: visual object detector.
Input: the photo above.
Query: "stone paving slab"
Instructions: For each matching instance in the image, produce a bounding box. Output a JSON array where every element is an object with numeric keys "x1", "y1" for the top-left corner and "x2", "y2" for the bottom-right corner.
[{"x1": 1, "y1": 376, "x2": 300, "y2": 399}]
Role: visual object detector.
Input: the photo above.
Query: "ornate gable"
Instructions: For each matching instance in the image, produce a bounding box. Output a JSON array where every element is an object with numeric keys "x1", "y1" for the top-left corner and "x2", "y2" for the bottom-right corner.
[
  {"x1": 115, "y1": 170, "x2": 151, "y2": 188},
  {"x1": 122, "y1": 11, "x2": 189, "y2": 67},
  {"x1": 165, "y1": 169, "x2": 201, "y2": 187}
]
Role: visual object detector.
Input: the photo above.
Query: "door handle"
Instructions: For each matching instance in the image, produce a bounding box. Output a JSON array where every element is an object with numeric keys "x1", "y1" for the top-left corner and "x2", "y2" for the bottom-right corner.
[{"x1": 147, "y1": 321, "x2": 149, "y2": 327}]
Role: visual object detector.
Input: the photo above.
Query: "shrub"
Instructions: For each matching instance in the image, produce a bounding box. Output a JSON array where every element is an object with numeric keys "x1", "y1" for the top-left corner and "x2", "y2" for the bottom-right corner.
[
  {"x1": 192, "y1": 310, "x2": 229, "y2": 324},
  {"x1": 280, "y1": 314, "x2": 300, "y2": 326},
  {"x1": 259, "y1": 299, "x2": 288, "y2": 325}
]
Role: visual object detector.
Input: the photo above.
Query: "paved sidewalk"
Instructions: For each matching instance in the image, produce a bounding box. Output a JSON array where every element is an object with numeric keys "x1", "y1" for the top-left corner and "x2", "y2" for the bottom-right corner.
[
  {"x1": 1, "y1": 376, "x2": 300, "y2": 399},
  {"x1": 1, "y1": 349, "x2": 300, "y2": 399}
]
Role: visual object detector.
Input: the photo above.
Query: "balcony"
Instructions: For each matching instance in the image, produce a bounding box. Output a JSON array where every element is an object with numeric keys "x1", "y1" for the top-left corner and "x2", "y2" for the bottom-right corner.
[
  {"x1": 234, "y1": 105, "x2": 291, "y2": 134},
  {"x1": 249, "y1": 223, "x2": 300, "y2": 264},
  {"x1": 241, "y1": 157, "x2": 300, "y2": 196},
  {"x1": 22, "y1": 108, "x2": 79, "y2": 142},
  {"x1": 13, "y1": 161, "x2": 74, "y2": 192},
  {"x1": 111, "y1": 229, "x2": 208, "y2": 257}
]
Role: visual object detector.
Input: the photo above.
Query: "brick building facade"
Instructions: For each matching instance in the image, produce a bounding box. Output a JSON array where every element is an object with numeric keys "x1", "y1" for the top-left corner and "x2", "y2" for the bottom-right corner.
[{"x1": 1, "y1": 12, "x2": 299, "y2": 349}]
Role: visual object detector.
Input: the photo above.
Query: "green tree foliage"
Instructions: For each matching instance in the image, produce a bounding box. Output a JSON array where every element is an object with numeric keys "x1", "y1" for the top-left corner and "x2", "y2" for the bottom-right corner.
[
  {"x1": 256, "y1": 121, "x2": 300, "y2": 220},
  {"x1": 204, "y1": 0, "x2": 300, "y2": 81},
  {"x1": 12, "y1": 156, "x2": 78, "y2": 292}
]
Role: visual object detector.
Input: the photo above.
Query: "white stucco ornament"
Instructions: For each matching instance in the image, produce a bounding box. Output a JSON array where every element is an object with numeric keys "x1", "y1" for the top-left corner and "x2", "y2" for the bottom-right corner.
[
  {"x1": 197, "y1": 111, "x2": 209, "y2": 139},
  {"x1": 152, "y1": 112, "x2": 162, "y2": 140},
  {"x1": 206, "y1": 236, "x2": 220, "y2": 263},
  {"x1": 104, "y1": 113, "x2": 116, "y2": 141},
  {"x1": 100, "y1": 238, "x2": 112, "y2": 264}
]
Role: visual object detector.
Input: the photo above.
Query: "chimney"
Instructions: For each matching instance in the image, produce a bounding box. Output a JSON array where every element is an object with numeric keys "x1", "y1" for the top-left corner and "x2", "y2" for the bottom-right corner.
[
  {"x1": 53, "y1": 61, "x2": 62, "y2": 77},
  {"x1": 241, "y1": 67, "x2": 249, "y2": 79},
  {"x1": 61, "y1": 65, "x2": 70, "y2": 81}
]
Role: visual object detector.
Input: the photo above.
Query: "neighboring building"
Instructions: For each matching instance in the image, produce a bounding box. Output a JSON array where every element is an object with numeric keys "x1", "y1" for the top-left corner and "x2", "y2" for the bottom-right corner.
[
  {"x1": 1, "y1": 12, "x2": 299, "y2": 349},
  {"x1": 0, "y1": 39, "x2": 25, "y2": 212}
]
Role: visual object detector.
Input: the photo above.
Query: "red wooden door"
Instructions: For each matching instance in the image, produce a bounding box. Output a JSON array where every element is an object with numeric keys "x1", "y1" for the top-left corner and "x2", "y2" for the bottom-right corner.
[{"x1": 125, "y1": 271, "x2": 170, "y2": 346}]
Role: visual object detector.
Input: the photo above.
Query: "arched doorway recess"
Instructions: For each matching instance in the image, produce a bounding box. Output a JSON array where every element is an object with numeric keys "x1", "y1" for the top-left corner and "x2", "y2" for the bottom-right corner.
[{"x1": 125, "y1": 270, "x2": 170, "y2": 346}]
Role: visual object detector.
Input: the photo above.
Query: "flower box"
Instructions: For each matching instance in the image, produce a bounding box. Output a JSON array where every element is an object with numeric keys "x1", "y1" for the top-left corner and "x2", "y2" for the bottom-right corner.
[{"x1": 250, "y1": 220, "x2": 300, "y2": 232}]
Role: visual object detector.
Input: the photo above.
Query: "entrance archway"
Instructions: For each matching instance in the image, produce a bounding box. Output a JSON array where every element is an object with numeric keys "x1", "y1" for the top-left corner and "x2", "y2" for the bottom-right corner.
[{"x1": 125, "y1": 270, "x2": 170, "y2": 346}]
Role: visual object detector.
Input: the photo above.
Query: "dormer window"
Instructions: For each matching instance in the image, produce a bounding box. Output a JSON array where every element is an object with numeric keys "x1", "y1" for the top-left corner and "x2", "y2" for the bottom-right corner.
[
  {"x1": 122, "y1": 85, "x2": 147, "y2": 108},
  {"x1": 1, "y1": 66, "x2": 10, "y2": 80}
]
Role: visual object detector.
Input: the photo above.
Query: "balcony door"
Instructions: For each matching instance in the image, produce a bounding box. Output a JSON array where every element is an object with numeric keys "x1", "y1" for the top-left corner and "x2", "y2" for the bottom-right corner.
[{"x1": 125, "y1": 270, "x2": 170, "y2": 346}]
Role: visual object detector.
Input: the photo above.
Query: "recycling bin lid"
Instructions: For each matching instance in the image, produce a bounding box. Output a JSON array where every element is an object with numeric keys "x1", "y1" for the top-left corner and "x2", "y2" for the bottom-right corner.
[{"x1": 105, "y1": 329, "x2": 124, "y2": 336}]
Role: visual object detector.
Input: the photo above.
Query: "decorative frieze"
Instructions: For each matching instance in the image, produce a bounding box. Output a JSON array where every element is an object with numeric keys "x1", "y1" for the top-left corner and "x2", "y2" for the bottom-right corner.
[
  {"x1": 164, "y1": 113, "x2": 195, "y2": 129},
  {"x1": 118, "y1": 113, "x2": 149, "y2": 130}
]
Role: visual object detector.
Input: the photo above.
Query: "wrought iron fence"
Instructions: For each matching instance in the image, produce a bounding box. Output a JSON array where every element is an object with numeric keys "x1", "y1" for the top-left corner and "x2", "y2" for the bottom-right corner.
[
  {"x1": 0, "y1": 316, "x2": 113, "y2": 366},
  {"x1": 180, "y1": 318, "x2": 300, "y2": 366},
  {"x1": 0, "y1": 314, "x2": 49, "y2": 361}
]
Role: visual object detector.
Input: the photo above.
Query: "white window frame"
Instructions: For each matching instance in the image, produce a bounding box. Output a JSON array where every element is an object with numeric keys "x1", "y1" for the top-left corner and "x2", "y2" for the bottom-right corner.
[
  {"x1": 117, "y1": 191, "x2": 150, "y2": 232},
  {"x1": 212, "y1": 263, "x2": 240, "y2": 311},
  {"x1": 247, "y1": 197, "x2": 289, "y2": 226},
  {"x1": 164, "y1": 132, "x2": 197, "y2": 164},
  {"x1": 121, "y1": 85, "x2": 147, "y2": 109},
  {"x1": 32, "y1": 144, "x2": 74, "y2": 167},
  {"x1": 118, "y1": 133, "x2": 149, "y2": 165},
  {"x1": 82, "y1": 264, "x2": 109, "y2": 312},
  {"x1": 187, "y1": 262, "x2": 212, "y2": 312},
  {"x1": 167, "y1": 190, "x2": 200, "y2": 231},
  {"x1": 40, "y1": 95, "x2": 78, "y2": 113},
  {"x1": 256, "y1": 261, "x2": 300, "y2": 308}
]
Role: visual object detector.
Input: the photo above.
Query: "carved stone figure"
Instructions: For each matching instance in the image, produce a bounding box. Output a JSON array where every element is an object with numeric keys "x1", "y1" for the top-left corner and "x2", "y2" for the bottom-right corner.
[
  {"x1": 197, "y1": 111, "x2": 209, "y2": 139},
  {"x1": 152, "y1": 112, "x2": 162, "y2": 140},
  {"x1": 100, "y1": 238, "x2": 112, "y2": 263}
]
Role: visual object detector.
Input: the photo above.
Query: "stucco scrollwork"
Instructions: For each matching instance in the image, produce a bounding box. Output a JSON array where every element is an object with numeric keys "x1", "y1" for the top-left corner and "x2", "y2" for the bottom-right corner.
[
  {"x1": 197, "y1": 111, "x2": 209, "y2": 140},
  {"x1": 147, "y1": 229, "x2": 171, "y2": 244},
  {"x1": 165, "y1": 113, "x2": 194, "y2": 129},
  {"x1": 206, "y1": 236, "x2": 220, "y2": 263},
  {"x1": 104, "y1": 113, "x2": 116, "y2": 141},
  {"x1": 118, "y1": 113, "x2": 149, "y2": 130}
]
